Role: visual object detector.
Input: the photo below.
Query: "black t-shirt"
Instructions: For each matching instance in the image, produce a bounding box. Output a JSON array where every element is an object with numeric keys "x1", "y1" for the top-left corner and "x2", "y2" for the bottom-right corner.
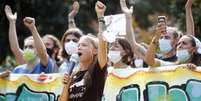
[
  {"x1": 68, "y1": 61, "x2": 107, "y2": 101},
  {"x1": 158, "y1": 55, "x2": 177, "y2": 62}
]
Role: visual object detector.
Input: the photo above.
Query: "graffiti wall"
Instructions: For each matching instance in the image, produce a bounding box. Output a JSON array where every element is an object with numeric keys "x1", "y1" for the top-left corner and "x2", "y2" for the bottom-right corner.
[
  {"x1": 0, "y1": 74, "x2": 63, "y2": 101},
  {"x1": 103, "y1": 65, "x2": 201, "y2": 101}
]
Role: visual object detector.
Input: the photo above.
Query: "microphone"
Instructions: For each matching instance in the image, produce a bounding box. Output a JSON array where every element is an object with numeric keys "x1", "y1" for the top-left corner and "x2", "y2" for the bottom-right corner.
[{"x1": 68, "y1": 53, "x2": 79, "y2": 75}]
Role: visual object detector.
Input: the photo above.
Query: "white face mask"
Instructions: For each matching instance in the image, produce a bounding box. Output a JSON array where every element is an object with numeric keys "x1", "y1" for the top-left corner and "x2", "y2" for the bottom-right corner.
[
  {"x1": 107, "y1": 50, "x2": 122, "y2": 64},
  {"x1": 159, "y1": 39, "x2": 172, "y2": 53},
  {"x1": 64, "y1": 41, "x2": 78, "y2": 55},
  {"x1": 176, "y1": 49, "x2": 190, "y2": 63},
  {"x1": 134, "y1": 58, "x2": 143, "y2": 68}
]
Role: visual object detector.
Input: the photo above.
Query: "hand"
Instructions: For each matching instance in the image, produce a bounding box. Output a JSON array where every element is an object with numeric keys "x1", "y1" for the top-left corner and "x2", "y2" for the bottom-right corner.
[
  {"x1": 23, "y1": 17, "x2": 35, "y2": 29},
  {"x1": 120, "y1": 0, "x2": 133, "y2": 16},
  {"x1": 95, "y1": 1, "x2": 106, "y2": 18},
  {"x1": 155, "y1": 22, "x2": 166, "y2": 37},
  {"x1": 185, "y1": 0, "x2": 193, "y2": 9},
  {"x1": 63, "y1": 73, "x2": 72, "y2": 86},
  {"x1": 186, "y1": 63, "x2": 196, "y2": 70},
  {"x1": 0, "y1": 70, "x2": 10, "y2": 78},
  {"x1": 4, "y1": 5, "x2": 17, "y2": 22},
  {"x1": 68, "y1": 1, "x2": 80, "y2": 18}
]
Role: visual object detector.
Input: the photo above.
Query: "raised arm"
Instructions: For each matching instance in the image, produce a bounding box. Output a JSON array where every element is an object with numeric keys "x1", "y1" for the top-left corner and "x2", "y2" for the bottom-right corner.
[
  {"x1": 68, "y1": 1, "x2": 79, "y2": 29},
  {"x1": 145, "y1": 23, "x2": 165, "y2": 67},
  {"x1": 5, "y1": 5, "x2": 25, "y2": 64},
  {"x1": 23, "y1": 17, "x2": 49, "y2": 66},
  {"x1": 120, "y1": 0, "x2": 146, "y2": 59},
  {"x1": 95, "y1": 1, "x2": 107, "y2": 69},
  {"x1": 185, "y1": 0, "x2": 194, "y2": 35}
]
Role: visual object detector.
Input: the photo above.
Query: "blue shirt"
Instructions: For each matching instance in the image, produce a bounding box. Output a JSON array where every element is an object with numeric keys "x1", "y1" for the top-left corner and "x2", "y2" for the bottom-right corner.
[{"x1": 12, "y1": 58, "x2": 54, "y2": 74}]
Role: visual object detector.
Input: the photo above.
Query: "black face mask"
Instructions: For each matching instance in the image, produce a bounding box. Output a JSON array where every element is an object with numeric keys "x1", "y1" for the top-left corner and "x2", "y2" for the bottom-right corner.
[{"x1": 46, "y1": 48, "x2": 53, "y2": 57}]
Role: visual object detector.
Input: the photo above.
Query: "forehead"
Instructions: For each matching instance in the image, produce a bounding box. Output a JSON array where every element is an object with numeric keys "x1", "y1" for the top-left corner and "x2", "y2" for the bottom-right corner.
[
  {"x1": 65, "y1": 34, "x2": 78, "y2": 39},
  {"x1": 24, "y1": 39, "x2": 34, "y2": 45},
  {"x1": 43, "y1": 37, "x2": 53, "y2": 44},
  {"x1": 78, "y1": 37, "x2": 90, "y2": 44},
  {"x1": 178, "y1": 36, "x2": 191, "y2": 42}
]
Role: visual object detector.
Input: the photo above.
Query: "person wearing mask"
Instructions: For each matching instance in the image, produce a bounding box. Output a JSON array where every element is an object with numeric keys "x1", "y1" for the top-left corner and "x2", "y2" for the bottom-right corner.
[
  {"x1": 43, "y1": 34, "x2": 62, "y2": 72},
  {"x1": 59, "y1": 1, "x2": 82, "y2": 73},
  {"x1": 59, "y1": 1, "x2": 107, "y2": 101},
  {"x1": 145, "y1": 21, "x2": 201, "y2": 67},
  {"x1": 59, "y1": 28, "x2": 83, "y2": 73},
  {"x1": 120, "y1": 0, "x2": 147, "y2": 67},
  {"x1": 12, "y1": 17, "x2": 54, "y2": 74}
]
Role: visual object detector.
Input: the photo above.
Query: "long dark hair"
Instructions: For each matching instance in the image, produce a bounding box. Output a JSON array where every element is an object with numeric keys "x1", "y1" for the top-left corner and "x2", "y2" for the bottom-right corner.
[
  {"x1": 61, "y1": 28, "x2": 83, "y2": 60},
  {"x1": 116, "y1": 38, "x2": 134, "y2": 65}
]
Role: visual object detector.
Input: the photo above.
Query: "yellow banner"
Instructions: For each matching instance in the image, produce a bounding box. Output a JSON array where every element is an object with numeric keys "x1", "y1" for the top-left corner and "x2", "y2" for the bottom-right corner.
[
  {"x1": 103, "y1": 65, "x2": 201, "y2": 101},
  {"x1": 1, "y1": 65, "x2": 201, "y2": 101},
  {"x1": 0, "y1": 74, "x2": 63, "y2": 101}
]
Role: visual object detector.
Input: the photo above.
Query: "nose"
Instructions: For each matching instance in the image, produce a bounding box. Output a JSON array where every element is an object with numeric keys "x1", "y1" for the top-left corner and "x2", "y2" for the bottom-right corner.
[{"x1": 177, "y1": 43, "x2": 183, "y2": 50}]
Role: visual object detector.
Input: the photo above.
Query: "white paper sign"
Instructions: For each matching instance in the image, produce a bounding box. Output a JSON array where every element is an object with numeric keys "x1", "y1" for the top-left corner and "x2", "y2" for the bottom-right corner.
[{"x1": 103, "y1": 14, "x2": 126, "y2": 43}]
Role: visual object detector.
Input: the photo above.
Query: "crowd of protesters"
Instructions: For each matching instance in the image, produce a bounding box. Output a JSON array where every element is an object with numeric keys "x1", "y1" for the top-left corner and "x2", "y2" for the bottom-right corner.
[{"x1": 0, "y1": 0, "x2": 200, "y2": 100}]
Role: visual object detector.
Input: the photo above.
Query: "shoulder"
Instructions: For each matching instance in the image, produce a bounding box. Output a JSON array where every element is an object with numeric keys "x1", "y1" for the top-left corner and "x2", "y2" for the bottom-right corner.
[{"x1": 13, "y1": 64, "x2": 27, "y2": 73}]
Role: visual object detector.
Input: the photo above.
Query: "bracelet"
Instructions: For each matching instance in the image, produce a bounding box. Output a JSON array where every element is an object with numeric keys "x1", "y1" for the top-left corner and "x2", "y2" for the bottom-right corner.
[
  {"x1": 98, "y1": 17, "x2": 105, "y2": 23},
  {"x1": 68, "y1": 20, "x2": 74, "y2": 24}
]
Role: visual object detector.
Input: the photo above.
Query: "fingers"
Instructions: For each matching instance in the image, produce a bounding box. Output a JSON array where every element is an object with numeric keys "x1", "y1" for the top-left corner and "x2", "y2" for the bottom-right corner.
[
  {"x1": 120, "y1": 0, "x2": 127, "y2": 8},
  {"x1": 4, "y1": 5, "x2": 11, "y2": 13},
  {"x1": 95, "y1": 1, "x2": 106, "y2": 17},
  {"x1": 63, "y1": 73, "x2": 71, "y2": 85},
  {"x1": 23, "y1": 17, "x2": 34, "y2": 24},
  {"x1": 23, "y1": 17, "x2": 35, "y2": 28},
  {"x1": 96, "y1": 1, "x2": 105, "y2": 9},
  {"x1": 186, "y1": 63, "x2": 196, "y2": 70},
  {"x1": 73, "y1": 1, "x2": 79, "y2": 11},
  {"x1": 0, "y1": 70, "x2": 10, "y2": 78},
  {"x1": 156, "y1": 22, "x2": 166, "y2": 35}
]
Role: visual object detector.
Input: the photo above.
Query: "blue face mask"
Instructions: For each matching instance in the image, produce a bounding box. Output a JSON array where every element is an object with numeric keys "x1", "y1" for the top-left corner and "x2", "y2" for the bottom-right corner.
[
  {"x1": 176, "y1": 49, "x2": 190, "y2": 63},
  {"x1": 159, "y1": 39, "x2": 172, "y2": 53}
]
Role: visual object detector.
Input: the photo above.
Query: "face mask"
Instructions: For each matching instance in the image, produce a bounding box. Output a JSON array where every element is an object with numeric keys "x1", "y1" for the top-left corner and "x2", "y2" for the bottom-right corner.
[
  {"x1": 65, "y1": 41, "x2": 78, "y2": 55},
  {"x1": 23, "y1": 48, "x2": 37, "y2": 62},
  {"x1": 176, "y1": 49, "x2": 190, "y2": 63},
  {"x1": 107, "y1": 50, "x2": 122, "y2": 64},
  {"x1": 134, "y1": 59, "x2": 143, "y2": 68},
  {"x1": 46, "y1": 48, "x2": 53, "y2": 57},
  {"x1": 159, "y1": 39, "x2": 172, "y2": 53}
]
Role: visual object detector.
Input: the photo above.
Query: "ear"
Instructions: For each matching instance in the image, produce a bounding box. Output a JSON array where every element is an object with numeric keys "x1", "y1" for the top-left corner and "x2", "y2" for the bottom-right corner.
[
  {"x1": 190, "y1": 47, "x2": 197, "y2": 54},
  {"x1": 92, "y1": 48, "x2": 98, "y2": 55}
]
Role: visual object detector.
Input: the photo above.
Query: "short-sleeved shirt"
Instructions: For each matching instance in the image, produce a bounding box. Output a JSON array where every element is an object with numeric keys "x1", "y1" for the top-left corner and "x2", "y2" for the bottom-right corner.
[
  {"x1": 68, "y1": 60, "x2": 107, "y2": 101},
  {"x1": 12, "y1": 58, "x2": 54, "y2": 74}
]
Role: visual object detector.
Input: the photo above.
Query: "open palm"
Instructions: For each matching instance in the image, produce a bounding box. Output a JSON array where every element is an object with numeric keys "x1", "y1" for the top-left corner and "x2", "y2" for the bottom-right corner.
[
  {"x1": 4, "y1": 5, "x2": 17, "y2": 21},
  {"x1": 120, "y1": 0, "x2": 133, "y2": 15}
]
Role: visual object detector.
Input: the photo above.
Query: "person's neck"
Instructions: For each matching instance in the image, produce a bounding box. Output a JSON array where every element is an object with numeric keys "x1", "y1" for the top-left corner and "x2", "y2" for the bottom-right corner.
[
  {"x1": 162, "y1": 50, "x2": 176, "y2": 59},
  {"x1": 27, "y1": 58, "x2": 39, "y2": 70},
  {"x1": 79, "y1": 61, "x2": 92, "y2": 71},
  {"x1": 113, "y1": 62, "x2": 128, "y2": 69}
]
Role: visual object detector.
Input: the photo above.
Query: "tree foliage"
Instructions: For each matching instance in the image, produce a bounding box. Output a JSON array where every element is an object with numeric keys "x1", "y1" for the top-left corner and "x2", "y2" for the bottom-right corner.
[{"x1": 0, "y1": 0, "x2": 201, "y2": 64}]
